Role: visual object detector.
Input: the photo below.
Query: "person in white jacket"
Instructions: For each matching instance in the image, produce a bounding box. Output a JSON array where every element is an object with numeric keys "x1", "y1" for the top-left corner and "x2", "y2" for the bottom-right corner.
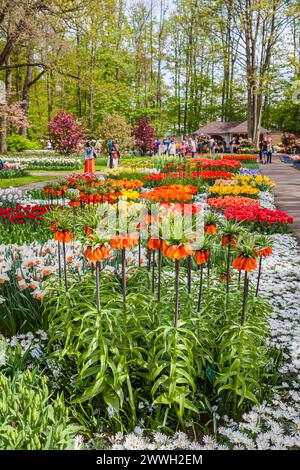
[
  {"x1": 190, "y1": 138, "x2": 196, "y2": 157},
  {"x1": 168, "y1": 140, "x2": 177, "y2": 155}
]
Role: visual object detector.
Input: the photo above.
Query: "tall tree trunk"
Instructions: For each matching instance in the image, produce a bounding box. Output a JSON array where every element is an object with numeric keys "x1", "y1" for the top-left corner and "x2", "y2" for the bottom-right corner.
[
  {"x1": 20, "y1": 49, "x2": 34, "y2": 137},
  {"x1": 76, "y1": 31, "x2": 82, "y2": 117},
  {"x1": 47, "y1": 71, "x2": 53, "y2": 124},
  {"x1": 0, "y1": 59, "x2": 11, "y2": 154},
  {"x1": 89, "y1": 43, "x2": 95, "y2": 131},
  {"x1": 0, "y1": 110, "x2": 7, "y2": 154}
]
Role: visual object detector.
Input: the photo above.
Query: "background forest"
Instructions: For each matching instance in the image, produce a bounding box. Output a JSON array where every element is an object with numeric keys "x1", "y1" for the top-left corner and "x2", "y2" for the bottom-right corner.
[{"x1": 0, "y1": 0, "x2": 299, "y2": 151}]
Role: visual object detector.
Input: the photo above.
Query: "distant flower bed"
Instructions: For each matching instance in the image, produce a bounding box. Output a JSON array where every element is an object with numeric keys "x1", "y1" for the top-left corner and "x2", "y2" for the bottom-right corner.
[
  {"x1": 240, "y1": 168, "x2": 261, "y2": 175},
  {"x1": 191, "y1": 158, "x2": 242, "y2": 172},
  {"x1": 0, "y1": 203, "x2": 49, "y2": 225},
  {"x1": 4, "y1": 155, "x2": 81, "y2": 171},
  {"x1": 222, "y1": 155, "x2": 257, "y2": 163},
  {"x1": 208, "y1": 196, "x2": 260, "y2": 210},
  {"x1": 142, "y1": 169, "x2": 234, "y2": 184},
  {"x1": 224, "y1": 206, "x2": 294, "y2": 233},
  {"x1": 3, "y1": 162, "x2": 23, "y2": 170},
  {"x1": 234, "y1": 175, "x2": 275, "y2": 191},
  {"x1": 0, "y1": 166, "x2": 28, "y2": 179},
  {"x1": 209, "y1": 183, "x2": 260, "y2": 198}
]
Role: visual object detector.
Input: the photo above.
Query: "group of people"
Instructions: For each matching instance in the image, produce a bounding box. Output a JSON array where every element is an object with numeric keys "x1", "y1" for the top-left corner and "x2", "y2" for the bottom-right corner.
[
  {"x1": 107, "y1": 140, "x2": 121, "y2": 168},
  {"x1": 154, "y1": 136, "x2": 228, "y2": 157},
  {"x1": 155, "y1": 138, "x2": 198, "y2": 158},
  {"x1": 83, "y1": 134, "x2": 274, "y2": 174},
  {"x1": 259, "y1": 138, "x2": 273, "y2": 164},
  {"x1": 83, "y1": 139, "x2": 121, "y2": 173}
]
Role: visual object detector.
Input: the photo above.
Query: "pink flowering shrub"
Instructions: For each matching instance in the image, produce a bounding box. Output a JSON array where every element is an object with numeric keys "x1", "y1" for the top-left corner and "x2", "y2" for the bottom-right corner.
[
  {"x1": 48, "y1": 110, "x2": 86, "y2": 155},
  {"x1": 0, "y1": 101, "x2": 28, "y2": 128},
  {"x1": 134, "y1": 117, "x2": 155, "y2": 155}
]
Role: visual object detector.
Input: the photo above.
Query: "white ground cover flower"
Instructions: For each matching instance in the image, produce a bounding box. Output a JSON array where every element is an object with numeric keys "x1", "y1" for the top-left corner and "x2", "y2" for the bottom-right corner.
[
  {"x1": 215, "y1": 233, "x2": 300, "y2": 450},
  {"x1": 108, "y1": 232, "x2": 300, "y2": 450},
  {"x1": 3, "y1": 156, "x2": 80, "y2": 171},
  {"x1": 0, "y1": 238, "x2": 147, "y2": 300},
  {"x1": 0, "y1": 187, "x2": 65, "y2": 207},
  {"x1": 259, "y1": 191, "x2": 276, "y2": 210}
]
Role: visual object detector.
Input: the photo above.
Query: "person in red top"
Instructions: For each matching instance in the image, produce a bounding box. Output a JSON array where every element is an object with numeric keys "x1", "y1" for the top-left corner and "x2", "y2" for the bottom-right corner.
[
  {"x1": 179, "y1": 141, "x2": 187, "y2": 159},
  {"x1": 84, "y1": 142, "x2": 96, "y2": 174}
]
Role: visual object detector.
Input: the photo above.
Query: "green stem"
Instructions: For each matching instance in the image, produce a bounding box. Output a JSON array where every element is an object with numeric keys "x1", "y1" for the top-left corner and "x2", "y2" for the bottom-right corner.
[
  {"x1": 238, "y1": 270, "x2": 241, "y2": 287},
  {"x1": 151, "y1": 250, "x2": 155, "y2": 293},
  {"x1": 226, "y1": 243, "x2": 231, "y2": 293},
  {"x1": 174, "y1": 259, "x2": 180, "y2": 327},
  {"x1": 122, "y1": 248, "x2": 126, "y2": 305},
  {"x1": 232, "y1": 271, "x2": 249, "y2": 416},
  {"x1": 96, "y1": 261, "x2": 101, "y2": 311},
  {"x1": 207, "y1": 253, "x2": 211, "y2": 288},
  {"x1": 255, "y1": 256, "x2": 262, "y2": 297},
  {"x1": 62, "y1": 240, "x2": 68, "y2": 292},
  {"x1": 57, "y1": 241, "x2": 62, "y2": 281},
  {"x1": 187, "y1": 255, "x2": 192, "y2": 294},
  {"x1": 147, "y1": 247, "x2": 151, "y2": 272},
  {"x1": 197, "y1": 264, "x2": 204, "y2": 312},
  {"x1": 240, "y1": 271, "x2": 248, "y2": 326},
  {"x1": 157, "y1": 247, "x2": 162, "y2": 302},
  {"x1": 138, "y1": 232, "x2": 141, "y2": 267}
]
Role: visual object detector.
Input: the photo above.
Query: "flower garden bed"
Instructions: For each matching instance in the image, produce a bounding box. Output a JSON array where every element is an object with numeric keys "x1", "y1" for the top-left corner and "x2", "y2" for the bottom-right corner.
[
  {"x1": 0, "y1": 154, "x2": 299, "y2": 450},
  {"x1": 3, "y1": 152, "x2": 81, "y2": 171}
]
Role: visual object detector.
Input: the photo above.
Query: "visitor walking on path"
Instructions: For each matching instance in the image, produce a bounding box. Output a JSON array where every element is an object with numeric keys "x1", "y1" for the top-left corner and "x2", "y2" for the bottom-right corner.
[
  {"x1": 190, "y1": 138, "x2": 196, "y2": 157},
  {"x1": 267, "y1": 141, "x2": 273, "y2": 164},
  {"x1": 179, "y1": 141, "x2": 187, "y2": 159},
  {"x1": 112, "y1": 141, "x2": 121, "y2": 168},
  {"x1": 84, "y1": 141, "x2": 96, "y2": 174},
  {"x1": 108, "y1": 140, "x2": 114, "y2": 168},
  {"x1": 261, "y1": 140, "x2": 268, "y2": 165},
  {"x1": 168, "y1": 140, "x2": 177, "y2": 156}
]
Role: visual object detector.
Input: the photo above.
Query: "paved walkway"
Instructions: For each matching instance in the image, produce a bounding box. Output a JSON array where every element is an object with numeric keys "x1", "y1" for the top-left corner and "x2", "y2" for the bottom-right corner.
[
  {"x1": 261, "y1": 156, "x2": 300, "y2": 242},
  {"x1": 20, "y1": 180, "x2": 56, "y2": 191}
]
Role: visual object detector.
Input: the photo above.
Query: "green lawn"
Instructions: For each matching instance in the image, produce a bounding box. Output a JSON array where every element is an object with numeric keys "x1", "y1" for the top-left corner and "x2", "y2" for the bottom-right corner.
[
  {"x1": 0, "y1": 155, "x2": 148, "y2": 189},
  {"x1": 0, "y1": 175, "x2": 59, "y2": 189}
]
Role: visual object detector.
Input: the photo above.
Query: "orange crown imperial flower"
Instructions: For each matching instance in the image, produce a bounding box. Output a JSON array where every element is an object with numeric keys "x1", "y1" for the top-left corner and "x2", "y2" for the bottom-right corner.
[
  {"x1": 221, "y1": 235, "x2": 237, "y2": 247},
  {"x1": 84, "y1": 245, "x2": 110, "y2": 263},
  {"x1": 84, "y1": 225, "x2": 94, "y2": 235},
  {"x1": 53, "y1": 231, "x2": 73, "y2": 243},
  {"x1": 110, "y1": 234, "x2": 138, "y2": 250},
  {"x1": 50, "y1": 222, "x2": 58, "y2": 233},
  {"x1": 162, "y1": 241, "x2": 193, "y2": 260},
  {"x1": 204, "y1": 224, "x2": 217, "y2": 234},
  {"x1": 255, "y1": 247, "x2": 272, "y2": 257},
  {"x1": 194, "y1": 249, "x2": 210, "y2": 265},
  {"x1": 232, "y1": 255, "x2": 257, "y2": 272},
  {"x1": 147, "y1": 238, "x2": 162, "y2": 251}
]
